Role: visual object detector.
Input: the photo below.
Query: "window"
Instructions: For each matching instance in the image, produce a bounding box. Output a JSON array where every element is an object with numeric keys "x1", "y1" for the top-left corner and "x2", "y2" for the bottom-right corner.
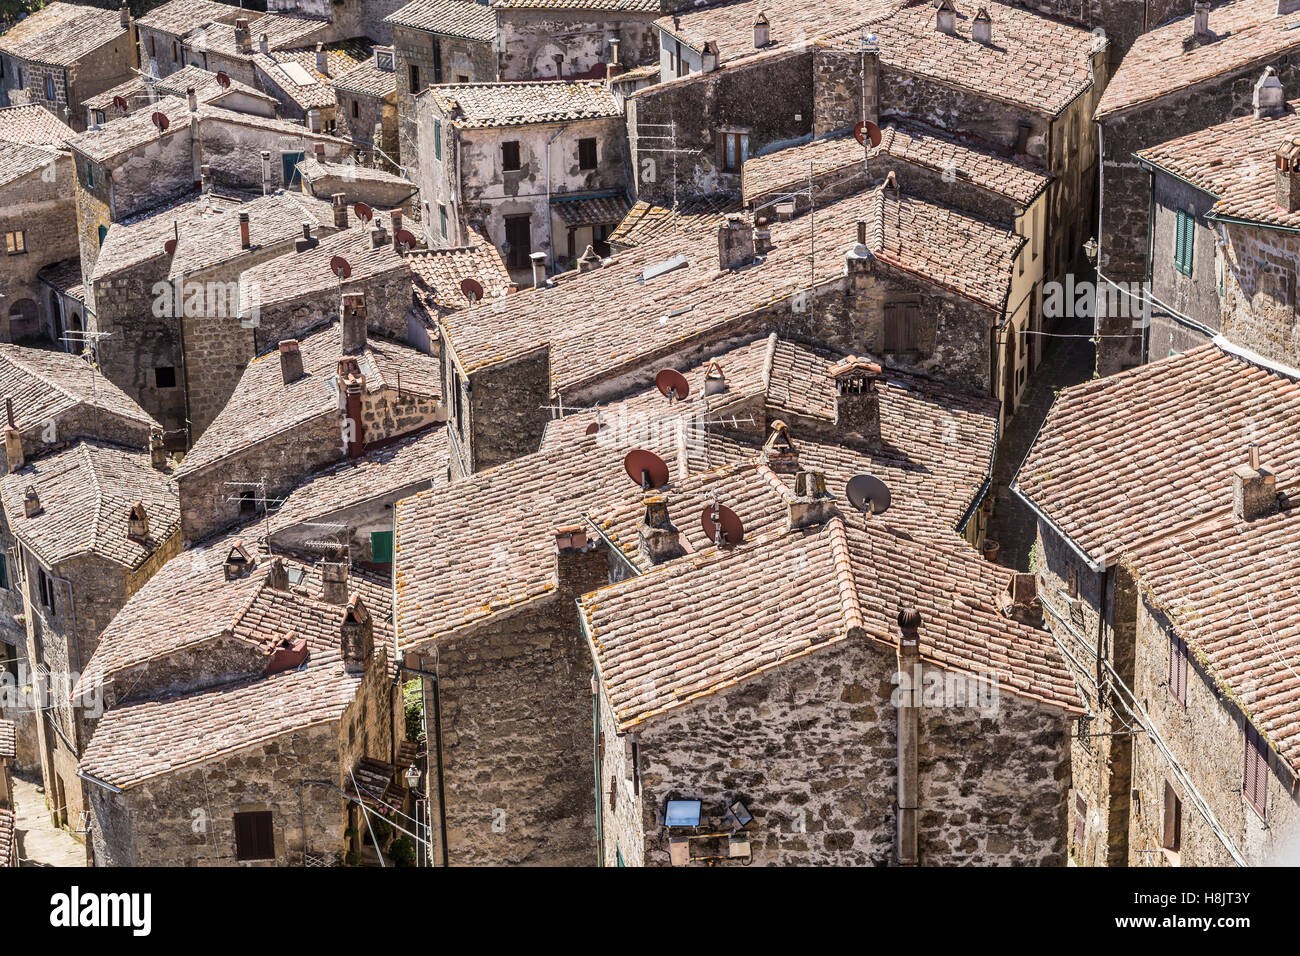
[
  {"x1": 44, "y1": 76, "x2": 55, "y2": 101},
  {"x1": 1162, "y1": 781, "x2": 1181, "y2": 852},
  {"x1": 233, "y1": 810, "x2": 275, "y2": 861},
  {"x1": 434, "y1": 119, "x2": 442, "y2": 160},
  {"x1": 1174, "y1": 209, "x2": 1195, "y2": 276},
  {"x1": 408, "y1": 63, "x2": 420, "y2": 93},
  {"x1": 351, "y1": 99, "x2": 359, "y2": 119},
  {"x1": 171, "y1": 40, "x2": 178, "y2": 61},
  {"x1": 501, "y1": 140, "x2": 521, "y2": 171},
  {"x1": 370, "y1": 530, "x2": 393, "y2": 563},
  {"x1": 94, "y1": 109, "x2": 105, "y2": 126},
  {"x1": 1167, "y1": 631, "x2": 1187, "y2": 708},
  {"x1": 452, "y1": 372, "x2": 465, "y2": 435},
  {"x1": 439, "y1": 204, "x2": 447, "y2": 239},
  {"x1": 882, "y1": 299, "x2": 920, "y2": 352},
  {"x1": 504, "y1": 214, "x2": 531, "y2": 271},
  {"x1": 432, "y1": 37, "x2": 443, "y2": 84},
  {"x1": 1244, "y1": 724, "x2": 1269, "y2": 819},
  {"x1": 86, "y1": 162, "x2": 94, "y2": 189},
  {"x1": 97, "y1": 224, "x2": 107, "y2": 246},
  {"x1": 0, "y1": 553, "x2": 8, "y2": 590},
  {"x1": 720, "y1": 132, "x2": 749, "y2": 173},
  {"x1": 149, "y1": 35, "x2": 156, "y2": 57},
  {"x1": 154, "y1": 366, "x2": 177, "y2": 389},
  {"x1": 578, "y1": 137, "x2": 597, "y2": 170},
  {"x1": 281, "y1": 151, "x2": 305, "y2": 187},
  {"x1": 1066, "y1": 565, "x2": 1079, "y2": 600},
  {"x1": 1073, "y1": 793, "x2": 1086, "y2": 846},
  {"x1": 375, "y1": 50, "x2": 394, "y2": 71},
  {"x1": 456, "y1": 74, "x2": 469, "y2": 84},
  {"x1": 37, "y1": 567, "x2": 56, "y2": 615},
  {"x1": 5, "y1": 231, "x2": 25, "y2": 255}
]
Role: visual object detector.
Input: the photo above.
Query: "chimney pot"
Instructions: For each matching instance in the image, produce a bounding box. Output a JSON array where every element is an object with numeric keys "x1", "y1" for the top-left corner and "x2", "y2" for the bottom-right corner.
[
  {"x1": 638, "y1": 495, "x2": 684, "y2": 565},
  {"x1": 1193, "y1": 1, "x2": 1211, "y2": 41},
  {"x1": 236, "y1": 211, "x2": 251, "y2": 249},
  {"x1": 332, "y1": 193, "x2": 349, "y2": 229},
  {"x1": 295, "y1": 221, "x2": 319, "y2": 253},
  {"x1": 577, "y1": 244, "x2": 602, "y2": 273},
  {"x1": 279, "y1": 339, "x2": 304, "y2": 384},
  {"x1": 718, "y1": 213, "x2": 755, "y2": 270},
  {"x1": 762, "y1": 419, "x2": 800, "y2": 473},
  {"x1": 258, "y1": 33, "x2": 269, "y2": 55},
  {"x1": 1233, "y1": 448, "x2": 1278, "y2": 520},
  {"x1": 187, "y1": 85, "x2": 197, "y2": 112},
  {"x1": 1276, "y1": 135, "x2": 1300, "y2": 211},
  {"x1": 787, "y1": 469, "x2": 835, "y2": 530},
  {"x1": 223, "y1": 540, "x2": 255, "y2": 579},
  {"x1": 342, "y1": 293, "x2": 367, "y2": 353},
  {"x1": 340, "y1": 593, "x2": 374, "y2": 673},
  {"x1": 972, "y1": 8, "x2": 992, "y2": 45},
  {"x1": 120, "y1": 4, "x2": 129, "y2": 29},
  {"x1": 4, "y1": 425, "x2": 22, "y2": 473},
  {"x1": 554, "y1": 524, "x2": 589, "y2": 552},
  {"x1": 390, "y1": 209, "x2": 403, "y2": 236},
  {"x1": 935, "y1": 0, "x2": 956, "y2": 35},
  {"x1": 150, "y1": 428, "x2": 168, "y2": 469},
  {"x1": 830, "y1": 356, "x2": 883, "y2": 449},
  {"x1": 701, "y1": 40, "x2": 719, "y2": 73},
  {"x1": 315, "y1": 42, "x2": 328, "y2": 76},
  {"x1": 267, "y1": 558, "x2": 289, "y2": 591},
  {"x1": 753, "y1": 216, "x2": 773, "y2": 255},
  {"x1": 1255, "y1": 67, "x2": 1286, "y2": 119},
  {"x1": 754, "y1": 12, "x2": 770, "y2": 49},
  {"x1": 530, "y1": 250, "x2": 547, "y2": 288},
  {"x1": 321, "y1": 550, "x2": 349, "y2": 605},
  {"x1": 127, "y1": 501, "x2": 149, "y2": 541},
  {"x1": 897, "y1": 608, "x2": 921, "y2": 655},
  {"x1": 23, "y1": 484, "x2": 41, "y2": 518}
]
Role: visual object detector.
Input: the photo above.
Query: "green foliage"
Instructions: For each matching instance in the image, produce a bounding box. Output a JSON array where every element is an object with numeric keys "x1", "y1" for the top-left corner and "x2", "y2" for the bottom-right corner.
[
  {"x1": 370, "y1": 815, "x2": 393, "y2": 845},
  {"x1": 403, "y1": 679, "x2": 426, "y2": 743},
  {"x1": 343, "y1": 849, "x2": 360, "y2": 867},
  {"x1": 389, "y1": 836, "x2": 417, "y2": 867},
  {"x1": 1028, "y1": 539, "x2": 1042, "y2": 574}
]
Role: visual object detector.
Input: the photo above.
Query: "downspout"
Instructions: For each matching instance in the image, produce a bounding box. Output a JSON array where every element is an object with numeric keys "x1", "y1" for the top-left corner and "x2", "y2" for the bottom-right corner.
[
  {"x1": 896, "y1": 610, "x2": 921, "y2": 866},
  {"x1": 592, "y1": 667, "x2": 604, "y2": 867},
  {"x1": 545, "y1": 123, "x2": 570, "y2": 271}
]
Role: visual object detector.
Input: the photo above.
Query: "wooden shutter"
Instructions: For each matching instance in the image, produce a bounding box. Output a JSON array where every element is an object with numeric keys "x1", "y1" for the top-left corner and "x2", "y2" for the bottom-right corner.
[
  {"x1": 883, "y1": 304, "x2": 902, "y2": 352},
  {"x1": 1168, "y1": 632, "x2": 1187, "y2": 707},
  {"x1": 1244, "y1": 725, "x2": 1268, "y2": 819},
  {"x1": 1162, "y1": 781, "x2": 1180, "y2": 851},
  {"x1": 234, "y1": 810, "x2": 274, "y2": 861}
]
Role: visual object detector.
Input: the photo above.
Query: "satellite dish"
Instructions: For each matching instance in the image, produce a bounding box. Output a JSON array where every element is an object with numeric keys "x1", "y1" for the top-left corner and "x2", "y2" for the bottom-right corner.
[
  {"x1": 112, "y1": 95, "x2": 128, "y2": 110},
  {"x1": 701, "y1": 503, "x2": 744, "y2": 548},
  {"x1": 655, "y1": 368, "x2": 690, "y2": 402},
  {"x1": 329, "y1": 255, "x2": 352, "y2": 279},
  {"x1": 584, "y1": 421, "x2": 603, "y2": 436},
  {"x1": 151, "y1": 111, "x2": 170, "y2": 132},
  {"x1": 164, "y1": 238, "x2": 177, "y2": 255},
  {"x1": 846, "y1": 473, "x2": 892, "y2": 515},
  {"x1": 353, "y1": 201, "x2": 374, "y2": 223},
  {"x1": 215, "y1": 70, "x2": 230, "y2": 89},
  {"x1": 854, "y1": 120, "x2": 882, "y2": 148},
  {"x1": 459, "y1": 277, "x2": 484, "y2": 302},
  {"x1": 394, "y1": 228, "x2": 418, "y2": 252},
  {"x1": 623, "y1": 449, "x2": 669, "y2": 490}
]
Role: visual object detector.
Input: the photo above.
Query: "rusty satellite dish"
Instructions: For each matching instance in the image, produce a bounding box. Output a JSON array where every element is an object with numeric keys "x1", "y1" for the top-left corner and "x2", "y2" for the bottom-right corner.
[
  {"x1": 394, "y1": 228, "x2": 418, "y2": 252},
  {"x1": 854, "y1": 120, "x2": 882, "y2": 148},
  {"x1": 624, "y1": 449, "x2": 669, "y2": 490},
  {"x1": 655, "y1": 368, "x2": 690, "y2": 402},
  {"x1": 846, "y1": 473, "x2": 891, "y2": 515},
  {"x1": 584, "y1": 420, "x2": 604, "y2": 436},
  {"x1": 353, "y1": 201, "x2": 374, "y2": 224},
  {"x1": 329, "y1": 255, "x2": 352, "y2": 280},
  {"x1": 701, "y1": 503, "x2": 744, "y2": 547},
  {"x1": 112, "y1": 95, "x2": 128, "y2": 110},
  {"x1": 151, "y1": 111, "x2": 170, "y2": 132},
  {"x1": 216, "y1": 70, "x2": 231, "y2": 89},
  {"x1": 164, "y1": 238, "x2": 177, "y2": 256},
  {"x1": 459, "y1": 277, "x2": 484, "y2": 303}
]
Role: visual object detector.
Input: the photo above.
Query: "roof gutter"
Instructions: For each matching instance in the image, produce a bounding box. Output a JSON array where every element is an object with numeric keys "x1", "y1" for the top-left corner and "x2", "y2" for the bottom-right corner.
[
  {"x1": 1011, "y1": 481, "x2": 1105, "y2": 573},
  {"x1": 77, "y1": 768, "x2": 124, "y2": 793}
]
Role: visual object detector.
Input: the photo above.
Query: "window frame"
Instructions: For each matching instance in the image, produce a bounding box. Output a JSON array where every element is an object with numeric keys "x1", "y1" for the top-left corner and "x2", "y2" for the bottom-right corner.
[
  {"x1": 233, "y1": 810, "x2": 275, "y2": 861},
  {"x1": 720, "y1": 131, "x2": 749, "y2": 174},
  {"x1": 1167, "y1": 631, "x2": 1187, "y2": 709},
  {"x1": 434, "y1": 119, "x2": 442, "y2": 161},
  {"x1": 501, "y1": 140, "x2": 522, "y2": 172},
  {"x1": 1162, "y1": 780, "x2": 1181, "y2": 852},
  {"x1": 1174, "y1": 208, "x2": 1195, "y2": 277},
  {"x1": 5, "y1": 230, "x2": 26, "y2": 255},
  {"x1": 578, "y1": 137, "x2": 598, "y2": 170},
  {"x1": 1244, "y1": 724, "x2": 1269, "y2": 820}
]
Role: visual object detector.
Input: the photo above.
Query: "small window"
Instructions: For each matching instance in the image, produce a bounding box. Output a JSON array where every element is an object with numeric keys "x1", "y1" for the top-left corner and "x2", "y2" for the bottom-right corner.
[
  {"x1": 44, "y1": 76, "x2": 55, "y2": 101},
  {"x1": 149, "y1": 35, "x2": 156, "y2": 57},
  {"x1": 154, "y1": 366, "x2": 177, "y2": 389},
  {"x1": 1162, "y1": 781, "x2": 1181, "y2": 852},
  {"x1": 408, "y1": 63, "x2": 420, "y2": 93},
  {"x1": 94, "y1": 109, "x2": 106, "y2": 125},
  {"x1": 233, "y1": 810, "x2": 275, "y2": 861},
  {"x1": 720, "y1": 132, "x2": 749, "y2": 173},
  {"x1": 0, "y1": 553, "x2": 7, "y2": 589},
  {"x1": 370, "y1": 530, "x2": 393, "y2": 563},
  {"x1": 439, "y1": 204, "x2": 447, "y2": 239},
  {"x1": 351, "y1": 99, "x2": 359, "y2": 119},
  {"x1": 1244, "y1": 724, "x2": 1269, "y2": 819},
  {"x1": 1174, "y1": 209, "x2": 1195, "y2": 277},
  {"x1": 5, "y1": 231, "x2": 25, "y2": 255},
  {"x1": 171, "y1": 40, "x2": 178, "y2": 62},
  {"x1": 501, "y1": 140, "x2": 521, "y2": 171},
  {"x1": 456, "y1": 74, "x2": 469, "y2": 84},
  {"x1": 1167, "y1": 631, "x2": 1187, "y2": 708},
  {"x1": 882, "y1": 299, "x2": 920, "y2": 353},
  {"x1": 1073, "y1": 792, "x2": 1086, "y2": 846},
  {"x1": 434, "y1": 119, "x2": 442, "y2": 160},
  {"x1": 97, "y1": 224, "x2": 107, "y2": 246},
  {"x1": 375, "y1": 50, "x2": 394, "y2": 71},
  {"x1": 86, "y1": 162, "x2": 94, "y2": 190},
  {"x1": 578, "y1": 137, "x2": 597, "y2": 170},
  {"x1": 1066, "y1": 565, "x2": 1079, "y2": 600}
]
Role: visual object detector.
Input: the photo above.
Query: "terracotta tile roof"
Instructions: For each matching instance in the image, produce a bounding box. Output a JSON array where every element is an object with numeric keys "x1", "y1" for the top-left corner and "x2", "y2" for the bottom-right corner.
[
  {"x1": 0, "y1": 808, "x2": 12, "y2": 866},
  {"x1": 81, "y1": 528, "x2": 391, "y2": 689},
  {"x1": 0, "y1": 2, "x2": 127, "y2": 67},
  {"x1": 267, "y1": 425, "x2": 448, "y2": 534},
  {"x1": 332, "y1": 54, "x2": 398, "y2": 99},
  {"x1": 176, "y1": 322, "x2": 441, "y2": 477},
  {"x1": 406, "y1": 229, "x2": 512, "y2": 313},
  {"x1": 1097, "y1": 0, "x2": 1300, "y2": 119},
  {"x1": 552, "y1": 193, "x2": 631, "y2": 228},
  {"x1": 0, "y1": 718, "x2": 14, "y2": 759},
  {"x1": 744, "y1": 123, "x2": 1049, "y2": 207},
  {"x1": 90, "y1": 189, "x2": 335, "y2": 283},
  {"x1": 0, "y1": 440, "x2": 179, "y2": 570},
  {"x1": 186, "y1": 12, "x2": 330, "y2": 58},
  {"x1": 442, "y1": 183, "x2": 1019, "y2": 389},
  {"x1": 494, "y1": 0, "x2": 662, "y2": 10},
  {"x1": 385, "y1": 0, "x2": 498, "y2": 41},
  {"x1": 431, "y1": 80, "x2": 620, "y2": 129},
  {"x1": 136, "y1": 0, "x2": 243, "y2": 37},
  {"x1": 1137, "y1": 99, "x2": 1300, "y2": 230},
  {"x1": 84, "y1": 65, "x2": 275, "y2": 113},
  {"x1": 0, "y1": 138, "x2": 60, "y2": 189},
  {"x1": 1125, "y1": 504, "x2": 1300, "y2": 773},
  {"x1": 235, "y1": 221, "x2": 411, "y2": 315},
  {"x1": 0, "y1": 343, "x2": 158, "y2": 433},
  {"x1": 583, "y1": 511, "x2": 1083, "y2": 731},
  {"x1": 36, "y1": 258, "x2": 85, "y2": 303},
  {"x1": 607, "y1": 196, "x2": 740, "y2": 249},
  {"x1": 1014, "y1": 342, "x2": 1300, "y2": 563},
  {"x1": 251, "y1": 39, "x2": 373, "y2": 111},
  {"x1": 297, "y1": 157, "x2": 415, "y2": 190},
  {"x1": 0, "y1": 104, "x2": 75, "y2": 147}
]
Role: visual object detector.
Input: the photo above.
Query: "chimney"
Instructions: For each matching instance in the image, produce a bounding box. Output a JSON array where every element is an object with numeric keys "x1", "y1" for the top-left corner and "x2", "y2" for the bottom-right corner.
[
  {"x1": 340, "y1": 593, "x2": 374, "y2": 674},
  {"x1": 187, "y1": 85, "x2": 197, "y2": 112},
  {"x1": 830, "y1": 356, "x2": 883, "y2": 449},
  {"x1": 308, "y1": 109, "x2": 322, "y2": 134},
  {"x1": 235, "y1": 17, "x2": 251, "y2": 55},
  {"x1": 238, "y1": 211, "x2": 250, "y2": 249},
  {"x1": 554, "y1": 524, "x2": 607, "y2": 597},
  {"x1": 1000, "y1": 572, "x2": 1043, "y2": 628},
  {"x1": 22, "y1": 484, "x2": 41, "y2": 518},
  {"x1": 313, "y1": 141, "x2": 326, "y2": 159},
  {"x1": 4, "y1": 426, "x2": 22, "y2": 473},
  {"x1": 390, "y1": 209, "x2": 403, "y2": 236},
  {"x1": 265, "y1": 631, "x2": 309, "y2": 674},
  {"x1": 1255, "y1": 67, "x2": 1285, "y2": 119},
  {"x1": 200, "y1": 163, "x2": 212, "y2": 192},
  {"x1": 972, "y1": 7, "x2": 992, "y2": 44},
  {"x1": 296, "y1": 222, "x2": 319, "y2": 253},
  {"x1": 224, "y1": 540, "x2": 254, "y2": 579},
  {"x1": 119, "y1": 4, "x2": 129, "y2": 29},
  {"x1": 607, "y1": 37, "x2": 623, "y2": 80},
  {"x1": 1193, "y1": 1, "x2": 1210, "y2": 41},
  {"x1": 261, "y1": 150, "x2": 272, "y2": 194},
  {"x1": 315, "y1": 42, "x2": 328, "y2": 76},
  {"x1": 787, "y1": 470, "x2": 835, "y2": 530},
  {"x1": 332, "y1": 193, "x2": 349, "y2": 228},
  {"x1": 577, "y1": 244, "x2": 602, "y2": 273},
  {"x1": 279, "y1": 338, "x2": 304, "y2": 383},
  {"x1": 1232, "y1": 443, "x2": 1278, "y2": 520},
  {"x1": 338, "y1": 357, "x2": 366, "y2": 458},
  {"x1": 530, "y1": 250, "x2": 547, "y2": 288},
  {"x1": 258, "y1": 33, "x2": 269, "y2": 56},
  {"x1": 701, "y1": 40, "x2": 719, "y2": 73},
  {"x1": 342, "y1": 293, "x2": 367, "y2": 353},
  {"x1": 638, "y1": 495, "x2": 684, "y2": 565},
  {"x1": 321, "y1": 548, "x2": 349, "y2": 604},
  {"x1": 936, "y1": 0, "x2": 956, "y2": 34},
  {"x1": 368, "y1": 218, "x2": 389, "y2": 249},
  {"x1": 762, "y1": 419, "x2": 800, "y2": 474},
  {"x1": 1276, "y1": 136, "x2": 1300, "y2": 212},
  {"x1": 896, "y1": 608, "x2": 921, "y2": 867},
  {"x1": 704, "y1": 360, "x2": 727, "y2": 396},
  {"x1": 718, "y1": 213, "x2": 755, "y2": 270},
  {"x1": 753, "y1": 215, "x2": 773, "y2": 255},
  {"x1": 267, "y1": 557, "x2": 289, "y2": 591},
  {"x1": 127, "y1": 502, "x2": 149, "y2": 541},
  {"x1": 754, "y1": 12, "x2": 770, "y2": 48},
  {"x1": 150, "y1": 428, "x2": 168, "y2": 470}
]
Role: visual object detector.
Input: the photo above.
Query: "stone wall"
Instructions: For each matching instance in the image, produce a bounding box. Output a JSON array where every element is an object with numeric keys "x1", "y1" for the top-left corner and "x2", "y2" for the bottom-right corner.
[
  {"x1": 393, "y1": 24, "x2": 495, "y2": 168},
  {"x1": 1220, "y1": 222, "x2": 1300, "y2": 369},
  {"x1": 251, "y1": 268, "x2": 411, "y2": 351},
  {"x1": 1146, "y1": 173, "x2": 1221, "y2": 361},
  {"x1": 0, "y1": 157, "x2": 78, "y2": 344},
  {"x1": 464, "y1": 345, "x2": 550, "y2": 474},
  {"x1": 336, "y1": 90, "x2": 397, "y2": 162},
  {"x1": 496, "y1": 10, "x2": 659, "y2": 81}
]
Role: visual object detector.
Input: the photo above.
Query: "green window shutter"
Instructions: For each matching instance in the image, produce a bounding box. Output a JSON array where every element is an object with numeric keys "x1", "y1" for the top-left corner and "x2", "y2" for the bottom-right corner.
[
  {"x1": 370, "y1": 530, "x2": 394, "y2": 563},
  {"x1": 0, "y1": 553, "x2": 7, "y2": 589},
  {"x1": 1175, "y1": 210, "x2": 1195, "y2": 276},
  {"x1": 434, "y1": 120, "x2": 442, "y2": 160}
]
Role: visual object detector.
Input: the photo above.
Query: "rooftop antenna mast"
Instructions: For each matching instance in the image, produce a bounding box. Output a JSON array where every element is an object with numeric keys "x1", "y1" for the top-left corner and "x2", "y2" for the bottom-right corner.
[
  {"x1": 635, "y1": 119, "x2": 703, "y2": 233},
  {"x1": 222, "y1": 478, "x2": 277, "y2": 549},
  {"x1": 61, "y1": 328, "x2": 115, "y2": 439}
]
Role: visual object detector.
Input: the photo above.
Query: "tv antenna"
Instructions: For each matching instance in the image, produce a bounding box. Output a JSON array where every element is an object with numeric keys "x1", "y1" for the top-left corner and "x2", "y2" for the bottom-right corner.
[
  {"x1": 633, "y1": 118, "x2": 704, "y2": 233},
  {"x1": 60, "y1": 329, "x2": 116, "y2": 437},
  {"x1": 845, "y1": 473, "x2": 891, "y2": 516}
]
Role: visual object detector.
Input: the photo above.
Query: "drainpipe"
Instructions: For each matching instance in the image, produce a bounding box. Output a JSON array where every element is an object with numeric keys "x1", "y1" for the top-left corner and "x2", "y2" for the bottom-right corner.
[
  {"x1": 544, "y1": 123, "x2": 569, "y2": 271},
  {"x1": 896, "y1": 608, "x2": 921, "y2": 866},
  {"x1": 592, "y1": 667, "x2": 603, "y2": 867}
]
